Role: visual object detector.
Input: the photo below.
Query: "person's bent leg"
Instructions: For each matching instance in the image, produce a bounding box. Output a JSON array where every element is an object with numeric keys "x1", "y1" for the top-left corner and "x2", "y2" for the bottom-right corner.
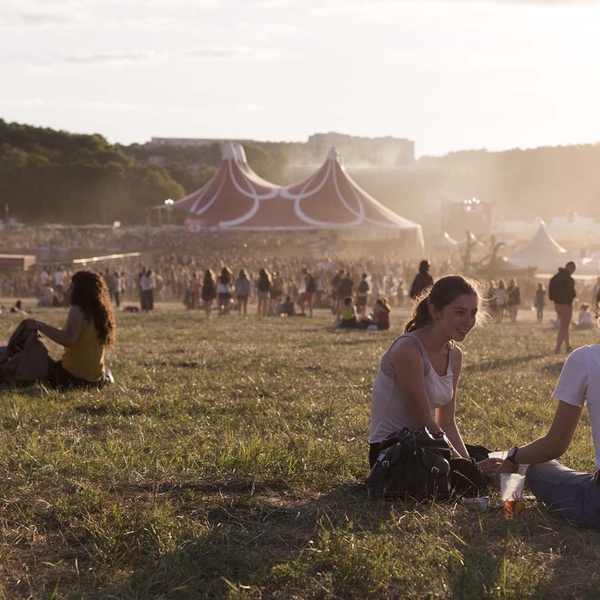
[
  {"x1": 526, "y1": 460, "x2": 600, "y2": 529},
  {"x1": 369, "y1": 443, "x2": 381, "y2": 469}
]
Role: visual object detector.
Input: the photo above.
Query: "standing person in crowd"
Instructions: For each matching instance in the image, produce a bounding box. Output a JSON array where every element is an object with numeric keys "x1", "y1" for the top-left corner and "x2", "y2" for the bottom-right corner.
[
  {"x1": 549, "y1": 261, "x2": 577, "y2": 354},
  {"x1": 410, "y1": 260, "x2": 434, "y2": 299},
  {"x1": 506, "y1": 278, "x2": 521, "y2": 323},
  {"x1": 593, "y1": 277, "x2": 600, "y2": 308},
  {"x1": 369, "y1": 275, "x2": 500, "y2": 480},
  {"x1": 190, "y1": 272, "x2": 201, "y2": 310},
  {"x1": 103, "y1": 269, "x2": 115, "y2": 302},
  {"x1": 53, "y1": 266, "x2": 65, "y2": 305},
  {"x1": 114, "y1": 271, "x2": 123, "y2": 308},
  {"x1": 188, "y1": 271, "x2": 202, "y2": 310},
  {"x1": 201, "y1": 269, "x2": 217, "y2": 318},
  {"x1": 495, "y1": 279, "x2": 506, "y2": 323},
  {"x1": 32, "y1": 271, "x2": 116, "y2": 388},
  {"x1": 330, "y1": 269, "x2": 344, "y2": 315},
  {"x1": 139, "y1": 269, "x2": 155, "y2": 312},
  {"x1": 300, "y1": 266, "x2": 317, "y2": 317},
  {"x1": 356, "y1": 273, "x2": 370, "y2": 317},
  {"x1": 337, "y1": 272, "x2": 354, "y2": 320},
  {"x1": 396, "y1": 279, "x2": 405, "y2": 307},
  {"x1": 271, "y1": 271, "x2": 284, "y2": 304},
  {"x1": 496, "y1": 307, "x2": 600, "y2": 531},
  {"x1": 534, "y1": 282, "x2": 546, "y2": 323},
  {"x1": 217, "y1": 267, "x2": 233, "y2": 315},
  {"x1": 256, "y1": 268, "x2": 272, "y2": 318},
  {"x1": 234, "y1": 269, "x2": 251, "y2": 317}
]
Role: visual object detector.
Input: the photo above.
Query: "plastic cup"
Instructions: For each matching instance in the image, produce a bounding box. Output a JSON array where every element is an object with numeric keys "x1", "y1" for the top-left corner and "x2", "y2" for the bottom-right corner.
[{"x1": 500, "y1": 473, "x2": 525, "y2": 519}]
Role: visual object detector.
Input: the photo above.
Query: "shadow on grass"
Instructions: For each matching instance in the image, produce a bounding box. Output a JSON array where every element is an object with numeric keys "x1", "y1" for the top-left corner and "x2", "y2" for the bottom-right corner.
[
  {"x1": 98, "y1": 483, "x2": 600, "y2": 600},
  {"x1": 99, "y1": 483, "x2": 384, "y2": 599}
]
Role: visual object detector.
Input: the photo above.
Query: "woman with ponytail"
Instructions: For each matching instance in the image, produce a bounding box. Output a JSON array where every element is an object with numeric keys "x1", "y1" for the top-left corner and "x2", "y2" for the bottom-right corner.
[{"x1": 368, "y1": 275, "x2": 501, "y2": 479}]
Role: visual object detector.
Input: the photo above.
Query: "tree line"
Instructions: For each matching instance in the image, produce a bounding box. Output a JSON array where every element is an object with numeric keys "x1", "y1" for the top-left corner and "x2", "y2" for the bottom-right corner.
[{"x1": 2, "y1": 117, "x2": 600, "y2": 225}]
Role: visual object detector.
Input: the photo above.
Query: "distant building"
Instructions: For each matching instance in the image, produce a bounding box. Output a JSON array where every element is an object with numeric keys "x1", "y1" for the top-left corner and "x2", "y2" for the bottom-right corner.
[
  {"x1": 149, "y1": 137, "x2": 252, "y2": 148},
  {"x1": 307, "y1": 133, "x2": 414, "y2": 166}
]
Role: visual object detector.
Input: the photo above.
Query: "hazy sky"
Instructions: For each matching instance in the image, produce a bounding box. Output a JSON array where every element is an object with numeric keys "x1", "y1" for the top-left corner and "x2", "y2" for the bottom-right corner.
[{"x1": 2, "y1": 0, "x2": 600, "y2": 156}]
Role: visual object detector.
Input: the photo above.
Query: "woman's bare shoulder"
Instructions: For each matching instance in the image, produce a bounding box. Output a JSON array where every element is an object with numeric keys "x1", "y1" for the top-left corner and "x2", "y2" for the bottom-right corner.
[{"x1": 388, "y1": 335, "x2": 422, "y2": 361}]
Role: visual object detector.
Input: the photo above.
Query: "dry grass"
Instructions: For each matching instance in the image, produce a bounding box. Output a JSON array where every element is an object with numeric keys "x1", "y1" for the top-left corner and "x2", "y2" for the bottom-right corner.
[{"x1": 1, "y1": 302, "x2": 600, "y2": 599}]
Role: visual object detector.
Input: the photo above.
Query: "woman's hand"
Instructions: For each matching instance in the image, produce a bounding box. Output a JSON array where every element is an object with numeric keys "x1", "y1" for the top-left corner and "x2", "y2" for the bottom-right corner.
[
  {"x1": 493, "y1": 458, "x2": 519, "y2": 487},
  {"x1": 477, "y1": 457, "x2": 504, "y2": 479}
]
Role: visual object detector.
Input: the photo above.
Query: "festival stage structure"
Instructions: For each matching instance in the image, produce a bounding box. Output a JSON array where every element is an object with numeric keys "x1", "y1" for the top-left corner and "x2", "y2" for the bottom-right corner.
[{"x1": 169, "y1": 143, "x2": 424, "y2": 248}]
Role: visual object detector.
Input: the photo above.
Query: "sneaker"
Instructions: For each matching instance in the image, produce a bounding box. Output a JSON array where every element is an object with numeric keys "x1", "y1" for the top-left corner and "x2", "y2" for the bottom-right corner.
[{"x1": 566, "y1": 346, "x2": 573, "y2": 353}]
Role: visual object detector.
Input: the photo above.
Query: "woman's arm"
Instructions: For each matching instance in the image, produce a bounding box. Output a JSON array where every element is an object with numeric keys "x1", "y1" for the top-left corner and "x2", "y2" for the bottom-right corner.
[
  {"x1": 497, "y1": 401, "x2": 583, "y2": 478},
  {"x1": 436, "y1": 347, "x2": 470, "y2": 459},
  {"x1": 388, "y1": 339, "x2": 441, "y2": 434},
  {"x1": 36, "y1": 306, "x2": 84, "y2": 348}
]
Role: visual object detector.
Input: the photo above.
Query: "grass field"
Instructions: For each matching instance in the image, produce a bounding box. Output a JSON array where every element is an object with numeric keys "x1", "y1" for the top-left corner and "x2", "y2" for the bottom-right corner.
[{"x1": 1, "y1": 302, "x2": 600, "y2": 599}]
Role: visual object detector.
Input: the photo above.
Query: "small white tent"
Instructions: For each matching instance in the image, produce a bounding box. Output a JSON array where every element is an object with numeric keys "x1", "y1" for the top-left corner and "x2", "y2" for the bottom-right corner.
[{"x1": 510, "y1": 221, "x2": 570, "y2": 272}]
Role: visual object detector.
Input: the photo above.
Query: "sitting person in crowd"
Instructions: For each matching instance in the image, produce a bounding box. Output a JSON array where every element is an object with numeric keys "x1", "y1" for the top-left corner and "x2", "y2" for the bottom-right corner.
[
  {"x1": 39, "y1": 282, "x2": 55, "y2": 307},
  {"x1": 33, "y1": 270, "x2": 116, "y2": 388},
  {"x1": 281, "y1": 296, "x2": 296, "y2": 317},
  {"x1": 574, "y1": 302, "x2": 594, "y2": 330},
  {"x1": 360, "y1": 298, "x2": 391, "y2": 330},
  {"x1": 273, "y1": 297, "x2": 284, "y2": 317},
  {"x1": 496, "y1": 301, "x2": 600, "y2": 530},
  {"x1": 339, "y1": 296, "x2": 358, "y2": 328},
  {"x1": 369, "y1": 276, "x2": 501, "y2": 485}
]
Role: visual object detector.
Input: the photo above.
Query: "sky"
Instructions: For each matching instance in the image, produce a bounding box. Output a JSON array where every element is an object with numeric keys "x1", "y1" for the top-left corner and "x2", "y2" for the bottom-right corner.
[{"x1": 2, "y1": 0, "x2": 600, "y2": 157}]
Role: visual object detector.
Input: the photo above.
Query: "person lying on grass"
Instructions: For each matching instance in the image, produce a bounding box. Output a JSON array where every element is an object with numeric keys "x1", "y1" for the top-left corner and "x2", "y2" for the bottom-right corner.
[
  {"x1": 29, "y1": 270, "x2": 116, "y2": 388},
  {"x1": 496, "y1": 301, "x2": 600, "y2": 530},
  {"x1": 368, "y1": 275, "x2": 501, "y2": 484}
]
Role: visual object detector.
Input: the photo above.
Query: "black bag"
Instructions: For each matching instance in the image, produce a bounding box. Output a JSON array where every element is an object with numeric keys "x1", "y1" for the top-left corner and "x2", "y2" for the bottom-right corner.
[{"x1": 366, "y1": 427, "x2": 453, "y2": 500}]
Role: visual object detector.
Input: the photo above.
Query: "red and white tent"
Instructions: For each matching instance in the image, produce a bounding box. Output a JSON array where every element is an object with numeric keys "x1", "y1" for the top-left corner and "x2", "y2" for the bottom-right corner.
[{"x1": 172, "y1": 143, "x2": 423, "y2": 246}]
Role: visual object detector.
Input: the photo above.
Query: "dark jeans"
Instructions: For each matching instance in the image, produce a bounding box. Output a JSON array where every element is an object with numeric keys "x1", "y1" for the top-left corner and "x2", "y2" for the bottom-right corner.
[
  {"x1": 526, "y1": 460, "x2": 600, "y2": 530},
  {"x1": 46, "y1": 359, "x2": 108, "y2": 389},
  {"x1": 141, "y1": 289, "x2": 154, "y2": 312}
]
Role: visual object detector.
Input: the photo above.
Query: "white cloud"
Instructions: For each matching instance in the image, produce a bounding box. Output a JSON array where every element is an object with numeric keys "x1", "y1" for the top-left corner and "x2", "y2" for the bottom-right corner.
[{"x1": 0, "y1": 47, "x2": 274, "y2": 67}]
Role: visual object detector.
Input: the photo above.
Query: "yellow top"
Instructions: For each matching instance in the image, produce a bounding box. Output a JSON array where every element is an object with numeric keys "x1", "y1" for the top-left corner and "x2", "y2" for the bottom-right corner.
[
  {"x1": 340, "y1": 306, "x2": 356, "y2": 320},
  {"x1": 62, "y1": 319, "x2": 105, "y2": 382}
]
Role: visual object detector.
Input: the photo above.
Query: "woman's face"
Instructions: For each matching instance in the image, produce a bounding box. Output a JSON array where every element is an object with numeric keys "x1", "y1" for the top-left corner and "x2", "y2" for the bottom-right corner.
[{"x1": 434, "y1": 293, "x2": 478, "y2": 341}]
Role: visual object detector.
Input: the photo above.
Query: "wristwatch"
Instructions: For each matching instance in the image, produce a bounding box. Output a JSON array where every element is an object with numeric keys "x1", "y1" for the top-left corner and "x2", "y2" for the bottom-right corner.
[{"x1": 507, "y1": 445, "x2": 519, "y2": 465}]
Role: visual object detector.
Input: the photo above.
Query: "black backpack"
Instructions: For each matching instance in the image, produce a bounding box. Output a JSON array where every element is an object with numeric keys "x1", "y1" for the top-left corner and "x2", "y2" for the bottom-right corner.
[{"x1": 306, "y1": 274, "x2": 317, "y2": 293}]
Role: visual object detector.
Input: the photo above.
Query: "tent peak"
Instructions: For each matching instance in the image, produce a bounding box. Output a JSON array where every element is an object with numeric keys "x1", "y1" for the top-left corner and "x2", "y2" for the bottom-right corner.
[
  {"x1": 327, "y1": 147, "x2": 340, "y2": 162},
  {"x1": 222, "y1": 142, "x2": 237, "y2": 161}
]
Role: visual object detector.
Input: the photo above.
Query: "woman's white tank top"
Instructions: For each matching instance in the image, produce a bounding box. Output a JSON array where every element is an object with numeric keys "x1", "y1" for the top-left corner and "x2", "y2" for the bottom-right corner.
[{"x1": 369, "y1": 332, "x2": 455, "y2": 444}]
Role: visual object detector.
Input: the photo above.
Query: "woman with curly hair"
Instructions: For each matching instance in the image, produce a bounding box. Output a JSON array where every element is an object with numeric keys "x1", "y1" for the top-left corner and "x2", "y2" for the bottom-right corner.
[{"x1": 33, "y1": 270, "x2": 116, "y2": 388}]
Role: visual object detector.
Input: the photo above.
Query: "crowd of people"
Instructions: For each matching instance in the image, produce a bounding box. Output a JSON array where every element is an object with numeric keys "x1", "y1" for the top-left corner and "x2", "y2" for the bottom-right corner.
[{"x1": 3, "y1": 228, "x2": 600, "y2": 533}]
